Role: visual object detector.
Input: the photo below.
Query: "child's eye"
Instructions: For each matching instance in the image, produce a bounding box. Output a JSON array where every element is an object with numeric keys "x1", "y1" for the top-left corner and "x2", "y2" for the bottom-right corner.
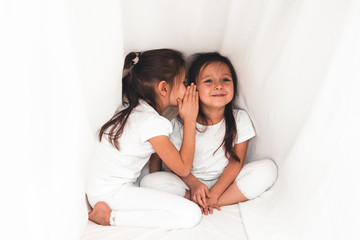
[
  {"x1": 204, "y1": 79, "x2": 212, "y2": 83},
  {"x1": 223, "y1": 78, "x2": 232, "y2": 82}
]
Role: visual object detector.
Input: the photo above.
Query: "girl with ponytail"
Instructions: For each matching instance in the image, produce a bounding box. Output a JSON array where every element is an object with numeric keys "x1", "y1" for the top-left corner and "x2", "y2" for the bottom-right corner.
[{"x1": 87, "y1": 49, "x2": 201, "y2": 229}]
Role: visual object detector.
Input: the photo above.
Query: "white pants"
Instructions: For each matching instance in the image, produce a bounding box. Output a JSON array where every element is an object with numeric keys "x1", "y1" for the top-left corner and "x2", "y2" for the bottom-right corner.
[
  {"x1": 140, "y1": 159, "x2": 278, "y2": 200},
  {"x1": 87, "y1": 183, "x2": 201, "y2": 229}
]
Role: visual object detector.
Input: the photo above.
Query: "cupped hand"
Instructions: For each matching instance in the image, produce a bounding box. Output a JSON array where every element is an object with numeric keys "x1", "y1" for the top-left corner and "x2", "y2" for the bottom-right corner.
[{"x1": 177, "y1": 83, "x2": 198, "y2": 123}]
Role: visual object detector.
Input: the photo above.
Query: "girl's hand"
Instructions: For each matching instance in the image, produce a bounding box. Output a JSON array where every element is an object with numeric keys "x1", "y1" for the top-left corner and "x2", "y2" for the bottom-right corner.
[
  {"x1": 189, "y1": 181, "x2": 210, "y2": 209},
  {"x1": 203, "y1": 195, "x2": 221, "y2": 215},
  {"x1": 178, "y1": 83, "x2": 198, "y2": 123}
]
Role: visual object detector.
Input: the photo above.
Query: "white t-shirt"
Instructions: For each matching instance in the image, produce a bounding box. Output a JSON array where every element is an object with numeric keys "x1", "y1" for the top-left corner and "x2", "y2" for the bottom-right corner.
[
  {"x1": 87, "y1": 100, "x2": 173, "y2": 196},
  {"x1": 170, "y1": 109, "x2": 255, "y2": 181}
]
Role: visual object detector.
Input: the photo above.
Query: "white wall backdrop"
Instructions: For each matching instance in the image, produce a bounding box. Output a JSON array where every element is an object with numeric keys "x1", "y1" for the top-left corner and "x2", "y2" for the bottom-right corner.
[{"x1": 1, "y1": 0, "x2": 359, "y2": 239}]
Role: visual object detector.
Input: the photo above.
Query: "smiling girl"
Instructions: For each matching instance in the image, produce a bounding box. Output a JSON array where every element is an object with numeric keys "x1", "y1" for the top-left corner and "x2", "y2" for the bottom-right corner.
[{"x1": 141, "y1": 52, "x2": 278, "y2": 215}]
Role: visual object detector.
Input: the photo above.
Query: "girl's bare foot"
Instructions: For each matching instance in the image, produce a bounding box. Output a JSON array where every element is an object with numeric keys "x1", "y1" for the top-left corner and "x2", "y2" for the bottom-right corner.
[{"x1": 88, "y1": 202, "x2": 111, "y2": 226}]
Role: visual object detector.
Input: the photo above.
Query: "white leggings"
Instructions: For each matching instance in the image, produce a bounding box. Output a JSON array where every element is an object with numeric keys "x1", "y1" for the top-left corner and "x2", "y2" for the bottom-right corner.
[
  {"x1": 140, "y1": 159, "x2": 278, "y2": 200},
  {"x1": 87, "y1": 184, "x2": 201, "y2": 229}
]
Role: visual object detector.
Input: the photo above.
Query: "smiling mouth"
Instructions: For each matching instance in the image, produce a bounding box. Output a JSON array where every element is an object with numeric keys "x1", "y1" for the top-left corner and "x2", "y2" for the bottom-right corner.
[{"x1": 211, "y1": 94, "x2": 226, "y2": 97}]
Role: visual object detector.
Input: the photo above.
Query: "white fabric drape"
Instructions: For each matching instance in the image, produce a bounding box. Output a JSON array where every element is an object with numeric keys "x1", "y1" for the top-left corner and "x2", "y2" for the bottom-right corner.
[{"x1": 2, "y1": 0, "x2": 359, "y2": 239}]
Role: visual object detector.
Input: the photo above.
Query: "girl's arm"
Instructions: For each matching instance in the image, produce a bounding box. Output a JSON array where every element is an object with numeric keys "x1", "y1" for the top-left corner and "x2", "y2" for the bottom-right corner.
[
  {"x1": 209, "y1": 140, "x2": 249, "y2": 201},
  {"x1": 148, "y1": 84, "x2": 198, "y2": 177},
  {"x1": 149, "y1": 153, "x2": 162, "y2": 173}
]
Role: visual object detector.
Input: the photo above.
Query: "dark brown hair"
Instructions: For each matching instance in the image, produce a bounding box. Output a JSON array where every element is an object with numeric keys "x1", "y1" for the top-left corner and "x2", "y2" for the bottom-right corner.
[
  {"x1": 187, "y1": 52, "x2": 241, "y2": 162},
  {"x1": 99, "y1": 49, "x2": 185, "y2": 150}
]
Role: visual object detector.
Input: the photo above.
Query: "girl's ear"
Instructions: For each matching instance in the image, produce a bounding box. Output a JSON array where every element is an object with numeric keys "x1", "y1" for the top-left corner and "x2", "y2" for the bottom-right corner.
[{"x1": 158, "y1": 80, "x2": 168, "y2": 97}]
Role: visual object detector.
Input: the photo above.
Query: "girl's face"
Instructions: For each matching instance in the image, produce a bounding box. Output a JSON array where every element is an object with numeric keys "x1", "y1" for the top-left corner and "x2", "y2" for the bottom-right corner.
[
  {"x1": 169, "y1": 68, "x2": 187, "y2": 106},
  {"x1": 196, "y1": 62, "x2": 234, "y2": 110}
]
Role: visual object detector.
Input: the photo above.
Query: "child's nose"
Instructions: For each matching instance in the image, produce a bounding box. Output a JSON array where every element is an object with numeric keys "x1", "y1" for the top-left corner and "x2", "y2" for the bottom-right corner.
[{"x1": 215, "y1": 83, "x2": 223, "y2": 90}]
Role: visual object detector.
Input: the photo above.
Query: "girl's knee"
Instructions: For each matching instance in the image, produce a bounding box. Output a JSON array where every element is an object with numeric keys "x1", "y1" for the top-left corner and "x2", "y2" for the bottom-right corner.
[
  {"x1": 139, "y1": 173, "x2": 156, "y2": 188},
  {"x1": 259, "y1": 159, "x2": 278, "y2": 185},
  {"x1": 178, "y1": 202, "x2": 201, "y2": 229},
  {"x1": 140, "y1": 172, "x2": 186, "y2": 196},
  {"x1": 236, "y1": 159, "x2": 278, "y2": 199},
  {"x1": 140, "y1": 171, "x2": 170, "y2": 188}
]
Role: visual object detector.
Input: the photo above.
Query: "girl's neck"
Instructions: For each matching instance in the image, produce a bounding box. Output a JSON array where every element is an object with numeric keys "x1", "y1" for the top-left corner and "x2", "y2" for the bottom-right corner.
[
  {"x1": 141, "y1": 98, "x2": 166, "y2": 115},
  {"x1": 157, "y1": 104, "x2": 165, "y2": 115},
  {"x1": 198, "y1": 105, "x2": 225, "y2": 126},
  {"x1": 155, "y1": 98, "x2": 168, "y2": 115}
]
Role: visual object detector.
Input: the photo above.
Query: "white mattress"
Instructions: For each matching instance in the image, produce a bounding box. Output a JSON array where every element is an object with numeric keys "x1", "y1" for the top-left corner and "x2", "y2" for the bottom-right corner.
[{"x1": 81, "y1": 204, "x2": 248, "y2": 240}]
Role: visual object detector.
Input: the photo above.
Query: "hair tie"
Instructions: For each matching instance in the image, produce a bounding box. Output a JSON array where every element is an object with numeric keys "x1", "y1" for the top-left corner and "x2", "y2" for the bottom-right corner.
[{"x1": 132, "y1": 55, "x2": 139, "y2": 65}]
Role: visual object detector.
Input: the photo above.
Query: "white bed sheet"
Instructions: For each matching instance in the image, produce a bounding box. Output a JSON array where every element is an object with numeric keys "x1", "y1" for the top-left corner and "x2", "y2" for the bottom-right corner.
[{"x1": 81, "y1": 204, "x2": 247, "y2": 240}]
